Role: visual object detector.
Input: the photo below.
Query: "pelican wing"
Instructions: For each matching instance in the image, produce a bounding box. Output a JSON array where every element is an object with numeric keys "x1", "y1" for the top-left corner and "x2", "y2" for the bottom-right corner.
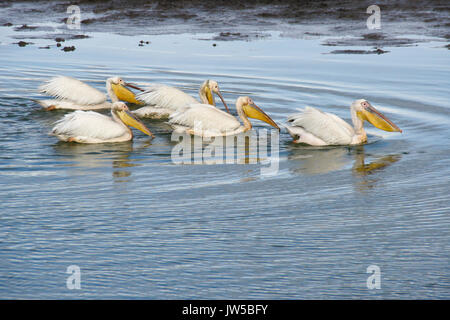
[
  {"x1": 287, "y1": 107, "x2": 355, "y2": 145},
  {"x1": 39, "y1": 76, "x2": 107, "y2": 105},
  {"x1": 136, "y1": 84, "x2": 198, "y2": 111},
  {"x1": 52, "y1": 111, "x2": 126, "y2": 140},
  {"x1": 35, "y1": 99, "x2": 111, "y2": 110},
  {"x1": 169, "y1": 104, "x2": 241, "y2": 133}
]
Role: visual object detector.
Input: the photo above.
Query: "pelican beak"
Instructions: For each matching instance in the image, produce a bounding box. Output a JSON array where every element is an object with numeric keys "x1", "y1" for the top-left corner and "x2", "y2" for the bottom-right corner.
[
  {"x1": 117, "y1": 109, "x2": 154, "y2": 137},
  {"x1": 358, "y1": 104, "x2": 402, "y2": 133},
  {"x1": 111, "y1": 83, "x2": 144, "y2": 105},
  {"x1": 125, "y1": 82, "x2": 145, "y2": 92},
  {"x1": 205, "y1": 86, "x2": 215, "y2": 106},
  {"x1": 216, "y1": 90, "x2": 231, "y2": 113},
  {"x1": 243, "y1": 103, "x2": 280, "y2": 131}
]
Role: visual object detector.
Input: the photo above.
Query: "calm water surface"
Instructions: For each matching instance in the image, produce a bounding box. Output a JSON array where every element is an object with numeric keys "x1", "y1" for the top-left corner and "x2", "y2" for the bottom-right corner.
[{"x1": 0, "y1": 28, "x2": 449, "y2": 299}]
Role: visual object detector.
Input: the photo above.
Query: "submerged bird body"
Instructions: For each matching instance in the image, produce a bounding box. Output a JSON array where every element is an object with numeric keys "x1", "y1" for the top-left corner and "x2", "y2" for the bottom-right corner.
[
  {"x1": 169, "y1": 104, "x2": 243, "y2": 136},
  {"x1": 37, "y1": 99, "x2": 112, "y2": 111},
  {"x1": 133, "y1": 85, "x2": 199, "y2": 119},
  {"x1": 133, "y1": 80, "x2": 229, "y2": 119},
  {"x1": 37, "y1": 76, "x2": 143, "y2": 110},
  {"x1": 168, "y1": 96, "x2": 279, "y2": 137},
  {"x1": 52, "y1": 102, "x2": 153, "y2": 143},
  {"x1": 286, "y1": 99, "x2": 401, "y2": 146}
]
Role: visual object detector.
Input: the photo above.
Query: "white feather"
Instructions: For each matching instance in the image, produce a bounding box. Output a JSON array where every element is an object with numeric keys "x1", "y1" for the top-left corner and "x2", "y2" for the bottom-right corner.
[
  {"x1": 39, "y1": 76, "x2": 107, "y2": 106},
  {"x1": 52, "y1": 110, "x2": 128, "y2": 142},
  {"x1": 168, "y1": 104, "x2": 241, "y2": 136},
  {"x1": 285, "y1": 125, "x2": 327, "y2": 146},
  {"x1": 286, "y1": 107, "x2": 355, "y2": 145},
  {"x1": 132, "y1": 106, "x2": 173, "y2": 119},
  {"x1": 134, "y1": 84, "x2": 199, "y2": 118},
  {"x1": 36, "y1": 99, "x2": 111, "y2": 110}
]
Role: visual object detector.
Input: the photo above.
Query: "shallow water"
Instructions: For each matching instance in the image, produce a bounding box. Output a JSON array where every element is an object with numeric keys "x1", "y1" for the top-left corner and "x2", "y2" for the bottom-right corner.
[{"x1": 0, "y1": 25, "x2": 449, "y2": 299}]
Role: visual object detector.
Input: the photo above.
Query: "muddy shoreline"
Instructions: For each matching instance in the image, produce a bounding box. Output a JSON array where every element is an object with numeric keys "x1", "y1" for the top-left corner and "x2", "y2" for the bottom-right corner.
[{"x1": 1, "y1": 0, "x2": 449, "y2": 52}]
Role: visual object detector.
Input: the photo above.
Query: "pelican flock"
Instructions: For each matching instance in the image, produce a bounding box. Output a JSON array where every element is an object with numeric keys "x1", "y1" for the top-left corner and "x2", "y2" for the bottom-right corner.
[
  {"x1": 35, "y1": 75, "x2": 402, "y2": 146},
  {"x1": 52, "y1": 102, "x2": 153, "y2": 143},
  {"x1": 133, "y1": 80, "x2": 229, "y2": 119},
  {"x1": 37, "y1": 76, "x2": 143, "y2": 110},
  {"x1": 285, "y1": 99, "x2": 401, "y2": 146}
]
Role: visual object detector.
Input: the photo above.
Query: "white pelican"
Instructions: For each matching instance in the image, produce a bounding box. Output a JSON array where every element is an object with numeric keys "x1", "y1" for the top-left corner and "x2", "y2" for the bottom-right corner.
[
  {"x1": 52, "y1": 102, "x2": 154, "y2": 143},
  {"x1": 169, "y1": 96, "x2": 279, "y2": 137},
  {"x1": 133, "y1": 80, "x2": 230, "y2": 119},
  {"x1": 285, "y1": 99, "x2": 402, "y2": 146},
  {"x1": 37, "y1": 76, "x2": 144, "y2": 110}
]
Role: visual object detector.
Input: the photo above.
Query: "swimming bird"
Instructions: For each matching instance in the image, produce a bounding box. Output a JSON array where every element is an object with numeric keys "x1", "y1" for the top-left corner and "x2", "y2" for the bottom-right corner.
[
  {"x1": 133, "y1": 80, "x2": 230, "y2": 119},
  {"x1": 285, "y1": 99, "x2": 402, "y2": 146},
  {"x1": 168, "y1": 96, "x2": 279, "y2": 137},
  {"x1": 37, "y1": 76, "x2": 144, "y2": 110},
  {"x1": 52, "y1": 102, "x2": 154, "y2": 143}
]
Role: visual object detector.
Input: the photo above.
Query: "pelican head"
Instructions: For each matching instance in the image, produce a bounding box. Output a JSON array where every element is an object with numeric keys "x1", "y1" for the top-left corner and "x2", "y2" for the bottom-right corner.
[
  {"x1": 201, "y1": 80, "x2": 230, "y2": 113},
  {"x1": 237, "y1": 96, "x2": 280, "y2": 131},
  {"x1": 353, "y1": 99, "x2": 402, "y2": 133},
  {"x1": 112, "y1": 102, "x2": 154, "y2": 137},
  {"x1": 107, "y1": 76, "x2": 144, "y2": 105}
]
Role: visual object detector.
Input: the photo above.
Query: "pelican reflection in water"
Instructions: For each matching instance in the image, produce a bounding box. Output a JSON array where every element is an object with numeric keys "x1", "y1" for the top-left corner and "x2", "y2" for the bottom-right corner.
[
  {"x1": 352, "y1": 147, "x2": 402, "y2": 192},
  {"x1": 52, "y1": 136, "x2": 153, "y2": 181},
  {"x1": 287, "y1": 144, "x2": 401, "y2": 178}
]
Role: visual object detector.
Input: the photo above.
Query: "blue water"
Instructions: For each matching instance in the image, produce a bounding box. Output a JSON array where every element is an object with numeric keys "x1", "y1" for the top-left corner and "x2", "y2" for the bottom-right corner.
[{"x1": 0, "y1": 26, "x2": 449, "y2": 299}]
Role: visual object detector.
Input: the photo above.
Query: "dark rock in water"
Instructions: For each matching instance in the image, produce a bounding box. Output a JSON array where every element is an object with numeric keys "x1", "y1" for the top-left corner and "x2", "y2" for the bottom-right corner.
[
  {"x1": 208, "y1": 31, "x2": 269, "y2": 42},
  {"x1": 304, "y1": 32, "x2": 323, "y2": 36},
  {"x1": 72, "y1": 34, "x2": 90, "y2": 39},
  {"x1": 14, "y1": 24, "x2": 37, "y2": 31},
  {"x1": 2, "y1": 22, "x2": 13, "y2": 27},
  {"x1": 362, "y1": 33, "x2": 386, "y2": 40},
  {"x1": 56, "y1": 43, "x2": 61, "y2": 47},
  {"x1": 328, "y1": 48, "x2": 389, "y2": 55},
  {"x1": 373, "y1": 48, "x2": 388, "y2": 54},
  {"x1": 61, "y1": 46, "x2": 76, "y2": 52},
  {"x1": 17, "y1": 41, "x2": 32, "y2": 47},
  {"x1": 212, "y1": 43, "x2": 216, "y2": 46},
  {"x1": 39, "y1": 45, "x2": 50, "y2": 49},
  {"x1": 81, "y1": 18, "x2": 95, "y2": 24},
  {"x1": 146, "y1": 41, "x2": 150, "y2": 44},
  {"x1": 218, "y1": 32, "x2": 248, "y2": 40},
  {"x1": 323, "y1": 36, "x2": 421, "y2": 48},
  {"x1": 55, "y1": 37, "x2": 65, "y2": 42}
]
